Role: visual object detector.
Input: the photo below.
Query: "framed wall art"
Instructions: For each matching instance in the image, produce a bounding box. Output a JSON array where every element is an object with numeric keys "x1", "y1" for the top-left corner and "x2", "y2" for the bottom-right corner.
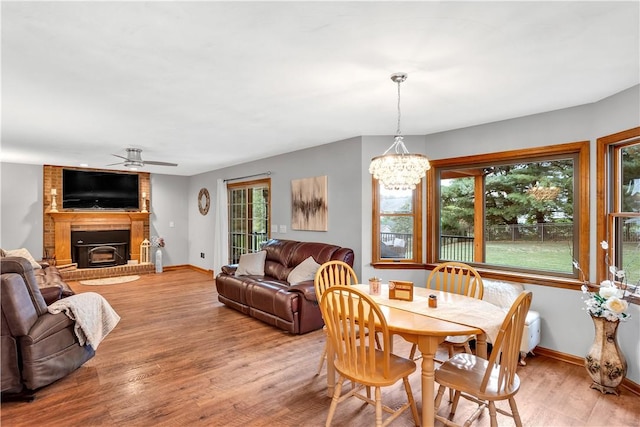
[{"x1": 291, "y1": 175, "x2": 328, "y2": 231}]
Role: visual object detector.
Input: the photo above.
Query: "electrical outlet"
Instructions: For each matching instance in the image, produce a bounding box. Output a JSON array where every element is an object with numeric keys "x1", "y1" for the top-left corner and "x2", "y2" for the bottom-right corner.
[
  {"x1": 279, "y1": 225, "x2": 287, "y2": 233},
  {"x1": 200, "y1": 252, "x2": 205, "y2": 258}
]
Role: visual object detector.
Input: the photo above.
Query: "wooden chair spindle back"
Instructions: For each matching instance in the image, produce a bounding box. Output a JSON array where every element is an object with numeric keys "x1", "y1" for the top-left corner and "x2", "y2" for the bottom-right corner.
[
  {"x1": 320, "y1": 286, "x2": 391, "y2": 380},
  {"x1": 427, "y1": 261, "x2": 484, "y2": 299}
]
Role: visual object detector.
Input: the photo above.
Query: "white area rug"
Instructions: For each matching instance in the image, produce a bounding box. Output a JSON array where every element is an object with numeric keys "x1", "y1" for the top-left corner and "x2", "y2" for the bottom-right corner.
[{"x1": 80, "y1": 275, "x2": 140, "y2": 286}]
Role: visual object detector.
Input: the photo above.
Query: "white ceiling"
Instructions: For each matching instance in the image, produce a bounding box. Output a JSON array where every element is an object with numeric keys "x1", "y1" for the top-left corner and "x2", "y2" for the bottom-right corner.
[{"x1": 2, "y1": 1, "x2": 639, "y2": 176}]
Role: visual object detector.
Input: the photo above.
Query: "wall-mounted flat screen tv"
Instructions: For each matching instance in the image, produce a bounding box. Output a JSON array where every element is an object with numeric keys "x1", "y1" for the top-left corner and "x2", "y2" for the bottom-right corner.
[{"x1": 62, "y1": 169, "x2": 139, "y2": 210}]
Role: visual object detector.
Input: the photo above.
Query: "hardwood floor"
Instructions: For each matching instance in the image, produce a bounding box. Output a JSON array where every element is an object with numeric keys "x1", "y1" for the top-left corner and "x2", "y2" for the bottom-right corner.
[{"x1": 2, "y1": 269, "x2": 639, "y2": 426}]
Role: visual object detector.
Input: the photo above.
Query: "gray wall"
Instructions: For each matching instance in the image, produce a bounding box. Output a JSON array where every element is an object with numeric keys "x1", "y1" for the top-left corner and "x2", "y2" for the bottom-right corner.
[
  {"x1": 149, "y1": 173, "x2": 190, "y2": 267},
  {"x1": 0, "y1": 162, "x2": 43, "y2": 257},
  {"x1": 187, "y1": 136, "x2": 363, "y2": 273}
]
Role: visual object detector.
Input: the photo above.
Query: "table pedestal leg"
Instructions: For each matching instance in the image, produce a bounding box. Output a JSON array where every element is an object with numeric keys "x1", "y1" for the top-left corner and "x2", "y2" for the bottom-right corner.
[
  {"x1": 419, "y1": 336, "x2": 439, "y2": 427},
  {"x1": 475, "y1": 333, "x2": 488, "y2": 359}
]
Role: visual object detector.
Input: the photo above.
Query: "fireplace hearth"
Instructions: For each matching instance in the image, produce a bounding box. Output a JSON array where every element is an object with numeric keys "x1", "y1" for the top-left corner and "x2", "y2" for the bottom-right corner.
[{"x1": 72, "y1": 230, "x2": 130, "y2": 268}]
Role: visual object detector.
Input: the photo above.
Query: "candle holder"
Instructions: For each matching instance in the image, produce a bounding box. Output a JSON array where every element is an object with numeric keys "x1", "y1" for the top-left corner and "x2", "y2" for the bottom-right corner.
[
  {"x1": 141, "y1": 194, "x2": 148, "y2": 213},
  {"x1": 50, "y1": 190, "x2": 58, "y2": 212}
]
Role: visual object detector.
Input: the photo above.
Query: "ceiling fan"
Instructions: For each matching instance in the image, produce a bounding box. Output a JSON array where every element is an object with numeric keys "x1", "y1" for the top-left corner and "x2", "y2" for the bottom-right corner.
[{"x1": 108, "y1": 148, "x2": 178, "y2": 168}]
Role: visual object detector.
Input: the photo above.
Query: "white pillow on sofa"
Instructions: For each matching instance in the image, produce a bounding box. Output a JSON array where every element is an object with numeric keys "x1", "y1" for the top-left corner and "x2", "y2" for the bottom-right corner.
[
  {"x1": 3, "y1": 248, "x2": 42, "y2": 270},
  {"x1": 287, "y1": 256, "x2": 321, "y2": 285},
  {"x1": 235, "y1": 251, "x2": 267, "y2": 276}
]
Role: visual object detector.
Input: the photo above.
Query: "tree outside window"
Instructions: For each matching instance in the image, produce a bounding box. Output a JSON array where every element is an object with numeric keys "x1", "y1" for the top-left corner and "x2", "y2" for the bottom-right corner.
[{"x1": 429, "y1": 141, "x2": 589, "y2": 283}]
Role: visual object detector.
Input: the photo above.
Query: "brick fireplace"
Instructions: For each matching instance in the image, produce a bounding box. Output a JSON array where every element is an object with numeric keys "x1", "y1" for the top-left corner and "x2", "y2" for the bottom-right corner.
[
  {"x1": 49, "y1": 211, "x2": 149, "y2": 266},
  {"x1": 47, "y1": 211, "x2": 155, "y2": 281},
  {"x1": 43, "y1": 165, "x2": 154, "y2": 280}
]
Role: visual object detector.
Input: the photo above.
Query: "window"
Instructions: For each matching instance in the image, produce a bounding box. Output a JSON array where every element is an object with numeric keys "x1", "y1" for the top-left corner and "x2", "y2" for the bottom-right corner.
[
  {"x1": 428, "y1": 141, "x2": 589, "y2": 284},
  {"x1": 597, "y1": 128, "x2": 640, "y2": 289},
  {"x1": 227, "y1": 178, "x2": 270, "y2": 264},
  {"x1": 371, "y1": 179, "x2": 422, "y2": 266}
]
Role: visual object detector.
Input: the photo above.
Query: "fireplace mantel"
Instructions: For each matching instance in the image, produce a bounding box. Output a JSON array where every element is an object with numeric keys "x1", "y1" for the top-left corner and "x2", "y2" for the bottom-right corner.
[{"x1": 49, "y1": 211, "x2": 150, "y2": 265}]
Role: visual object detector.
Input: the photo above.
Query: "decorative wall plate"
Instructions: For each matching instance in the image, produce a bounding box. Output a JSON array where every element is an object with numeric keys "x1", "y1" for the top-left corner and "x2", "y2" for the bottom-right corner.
[{"x1": 198, "y1": 188, "x2": 210, "y2": 215}]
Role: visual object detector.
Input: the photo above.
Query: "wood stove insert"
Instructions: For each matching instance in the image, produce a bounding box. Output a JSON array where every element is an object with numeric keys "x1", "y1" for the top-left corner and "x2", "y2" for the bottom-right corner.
[{"x1": 72, "y1": 230, "x2": 130, "y2": 268}]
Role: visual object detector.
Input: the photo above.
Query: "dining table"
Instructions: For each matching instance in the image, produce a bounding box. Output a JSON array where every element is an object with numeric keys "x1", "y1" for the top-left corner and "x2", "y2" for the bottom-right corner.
[{"x1": 324, "y1": 283, "x2": 508, "y2": 427}]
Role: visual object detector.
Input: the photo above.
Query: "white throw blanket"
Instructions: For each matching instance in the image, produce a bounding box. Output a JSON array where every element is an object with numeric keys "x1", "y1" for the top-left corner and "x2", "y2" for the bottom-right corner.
[{"x1": 48, "y1": 292, "x2": 120, "y2": 349}]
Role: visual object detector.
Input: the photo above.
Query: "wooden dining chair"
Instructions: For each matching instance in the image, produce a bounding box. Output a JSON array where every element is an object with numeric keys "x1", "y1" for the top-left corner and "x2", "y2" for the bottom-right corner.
[
  {"x1": 433, "y1": 291, "x2": 532, "y2": 427},
  {"x1": 409, "y1": 261, "x2": 484, "y2": 360},
  {"x1": 314, "y1": 261, "x2": 359, "y2": 376},
  {"x1": 320, "y1": 286, "x2": 420, "y2": 427}
]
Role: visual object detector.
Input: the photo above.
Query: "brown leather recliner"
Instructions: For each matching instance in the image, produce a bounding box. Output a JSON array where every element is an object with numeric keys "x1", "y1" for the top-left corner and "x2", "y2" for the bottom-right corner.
[{"x1": 1, "y1": 257, "x2": 95, "y2": 398}]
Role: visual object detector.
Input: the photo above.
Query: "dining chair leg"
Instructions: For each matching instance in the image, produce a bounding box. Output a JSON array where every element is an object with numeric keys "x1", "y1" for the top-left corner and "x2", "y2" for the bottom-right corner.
[
  {"x1": 434, "y1": 384, "x2": 446, "y2": 413},
  {"x1": 402, "y1": 376, "x2": 420, "y2": 426},
  {"x1": 374, "y1": 386, "x2": 382, "y2": 427},
  {"x1": 449, "y1": 390, "x2": 461, "y2": 420},
  {"x1": 447, "y1": 344, "x2": 454, "y2": 359},
  {"x1": 316, "y1": 343, "x2": 327, "y2": 376},
  {"x1": 409, "y1": 344, "x2": 418, "y2": 360},
  {"x1": 488, "y1": 401, "x2": 498, "y2": 427},
  {"x1": 325, "y1": 376, "x2": 345, "y2": 427},
  {"x1": 508, "y1": 397, "x2": 523, "y2": 427}
]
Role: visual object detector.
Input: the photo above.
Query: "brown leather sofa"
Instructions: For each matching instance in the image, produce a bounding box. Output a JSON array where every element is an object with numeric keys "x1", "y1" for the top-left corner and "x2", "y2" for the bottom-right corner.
[
  {"x1": 215, "y1": 239, "x2": 355, "y2": 334},
  {"x1": 1, "y1": 257, "x2": 94, "y2": 398}
]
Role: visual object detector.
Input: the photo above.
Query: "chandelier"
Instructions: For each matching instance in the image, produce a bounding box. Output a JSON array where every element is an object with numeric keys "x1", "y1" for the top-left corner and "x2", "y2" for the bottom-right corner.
[
  {"x1": 526, "y1": 182, "x2": 560, "y2": 201},
  {"x1": 369, "y1": 72, "x2": 430, "y2": 190}
]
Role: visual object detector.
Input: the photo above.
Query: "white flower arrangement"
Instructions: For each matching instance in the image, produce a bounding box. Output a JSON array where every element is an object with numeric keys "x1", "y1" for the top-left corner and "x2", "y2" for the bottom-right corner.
[
  {"x1": 151, "y1": 236, "x2": 165, "y2": 248},
  {"x1": 574, "y1": 241, "x2": 630, "y2": 322}
]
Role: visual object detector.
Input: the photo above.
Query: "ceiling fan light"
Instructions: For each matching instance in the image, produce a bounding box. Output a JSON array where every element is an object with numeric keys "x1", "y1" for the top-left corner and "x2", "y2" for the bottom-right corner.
[{"x1": 124, "y1": 160, "x2": 144, "y2": 168}]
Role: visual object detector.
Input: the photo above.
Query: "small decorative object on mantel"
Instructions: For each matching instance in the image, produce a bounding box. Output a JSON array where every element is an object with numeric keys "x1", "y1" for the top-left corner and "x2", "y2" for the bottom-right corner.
[
  {"x1": 575, "y1": 240, "x2": 631, "y2": 395},
  {"x1": 389, "y1": 280, "x2": 414, "y2": 301},
  {"x1": 141, "y1": 191, "x2": 148, "y2": 213},
  {"x1": 50, "y1": 188, "x2": 58, "y2": 212},
  {"x1": 151, "y1": 236, "x2": 165, "y2": 273}
]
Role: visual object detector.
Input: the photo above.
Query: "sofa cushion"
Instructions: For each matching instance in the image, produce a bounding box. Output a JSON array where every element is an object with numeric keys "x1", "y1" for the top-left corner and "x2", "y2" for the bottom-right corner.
[
  {"x1": 235, "y1": 251, "x2": 267, "y2": 276},
  {"x1": 3, "y1": 248, "x2": 42, "y2": 270},
  {"x1": 287, "y1": 256, "x2": 321, "y2": 285},
  {"x1": 289, "y1": 242, "x2": 341, "y2": 267},
  {"x1": 262, "y1": 239, "x2": 300, "y2": 281}
]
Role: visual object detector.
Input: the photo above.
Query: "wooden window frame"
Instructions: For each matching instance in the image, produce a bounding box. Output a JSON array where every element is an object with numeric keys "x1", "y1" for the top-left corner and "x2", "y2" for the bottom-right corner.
[
  {"x1": 227, "y1": 178, "x2": 271, "y2": 264},
  {"x1": 371, "y1": 178, "x2": 424, "y2": 269},
  {"x1": 427, "y1": 141, "x2": 590, "y2": 288},
  {"x1": 596, "y1": 127, "x2": 640, "y2": 285}
]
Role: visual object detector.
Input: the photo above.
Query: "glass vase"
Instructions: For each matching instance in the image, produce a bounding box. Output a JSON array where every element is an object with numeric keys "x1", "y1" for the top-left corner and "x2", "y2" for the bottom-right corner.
[
  {"x1": 155, "y1": 248, "x2": 163, "y2": 273},
  {"x1": 584, "y1": 315, "x2": 627, "y2": 395}
]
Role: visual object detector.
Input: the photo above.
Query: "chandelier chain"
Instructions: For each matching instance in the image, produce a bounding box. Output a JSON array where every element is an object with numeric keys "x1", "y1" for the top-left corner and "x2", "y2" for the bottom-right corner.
[{"x1": 396, "y1": 78, "x2": 402, "y2": 136}]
